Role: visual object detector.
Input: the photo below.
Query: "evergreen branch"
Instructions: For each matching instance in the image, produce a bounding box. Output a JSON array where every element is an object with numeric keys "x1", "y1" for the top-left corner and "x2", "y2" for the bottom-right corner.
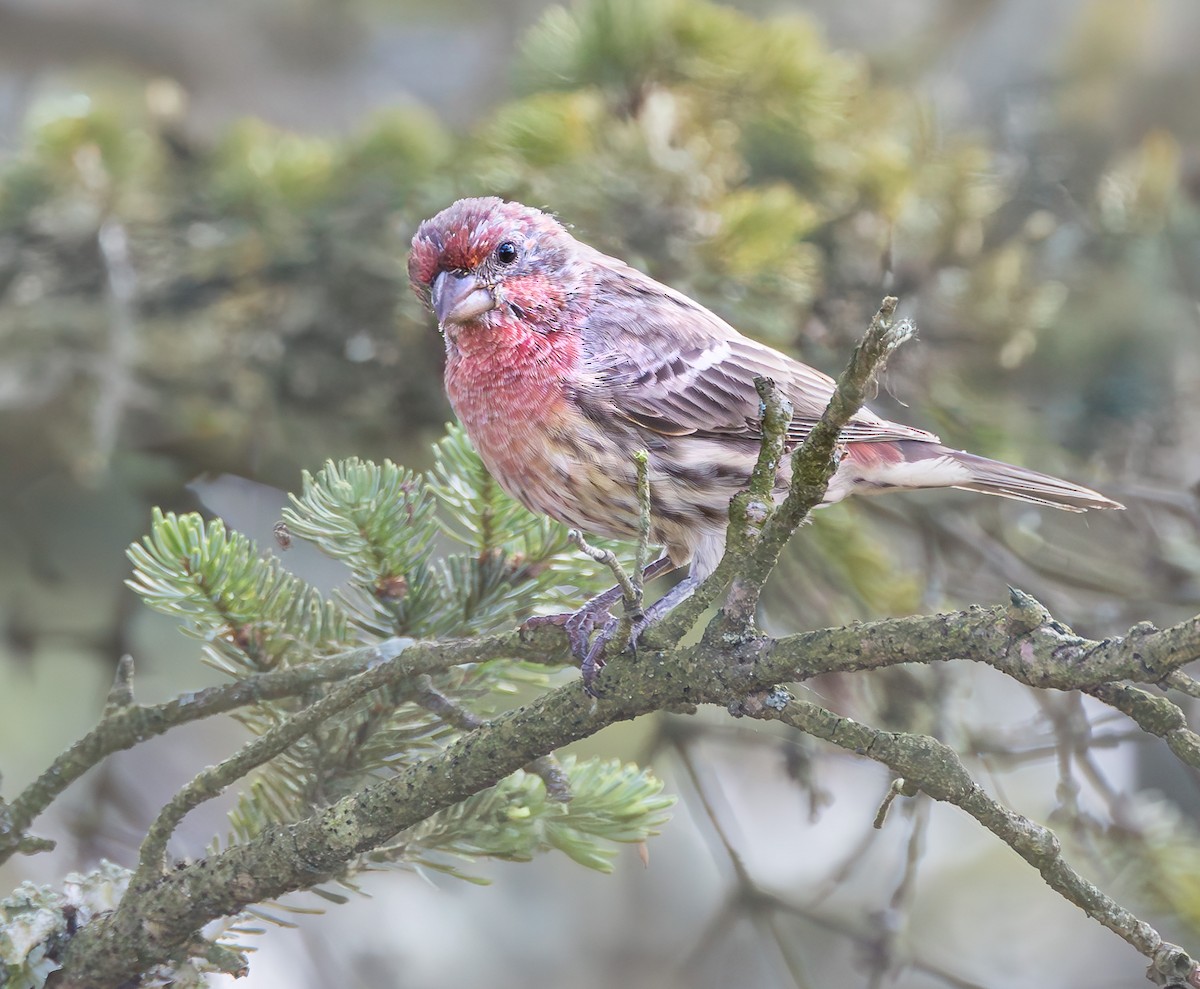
[
  {"x1": 56, "y1": 597, "x2": 1200, "y2": 988},
  {"x1": 0, "y1": 640, "x2": 409, "y2": 867},
  {"x1": 1, "y1": 631, "x2": 562, "y2": 869},
  {"x1": 130, "y1": 641, "x2": 426, "y2": 891},
  {"x1": 126, "y1": 509, "x2": 351, "y2": 674},
  {"x1": 394, "y1": 755, "x2": 669, "y2": 876},
  {"x1": 57, "y1": 675, "x2": 656, "y2": 986}
]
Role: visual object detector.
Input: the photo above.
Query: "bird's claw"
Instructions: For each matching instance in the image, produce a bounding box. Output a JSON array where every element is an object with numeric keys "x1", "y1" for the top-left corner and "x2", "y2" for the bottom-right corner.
[
  {"x1": 521, "y1": 558, "x2": 678, "y2": 696},
  {"x1": 580, "y1": 613, "x2": 649, "y2": 697},
  {"x1": 521, "y1": 609, "x2": 601, "y2": 654},
  {"x1": 522, "y1": 591, "x2": 646, "y2": 696}
]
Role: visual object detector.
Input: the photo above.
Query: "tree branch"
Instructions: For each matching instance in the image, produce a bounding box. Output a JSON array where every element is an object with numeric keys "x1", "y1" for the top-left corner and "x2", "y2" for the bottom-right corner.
[
  {"x1": 1085, "y1": 683, "x2": 1200, "y2": 772},
  {"x1": 732, "y1": 693, "x2": 1199, "y2": 987},
  {"x1": 755, "y1": 597, "x2": 1200, "y2": 690},
  {"x1": 129, "y1": 641, "x2": 431, "y2": 891},
  {"x1": 56, "y1": 595, "x2": 1200, "y2": 987},
  {"x1": 1, "y1": 630, "x2": 566, "y2": 867},
  {"x1": 48, "y1": 301, "x2": 1200, "y2": 989}
]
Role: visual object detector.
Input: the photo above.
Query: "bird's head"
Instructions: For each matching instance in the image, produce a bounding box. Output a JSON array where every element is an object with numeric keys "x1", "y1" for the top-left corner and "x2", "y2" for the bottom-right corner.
[{"x1": 408, "y1": 197, "x2": 588, "y2": 339}]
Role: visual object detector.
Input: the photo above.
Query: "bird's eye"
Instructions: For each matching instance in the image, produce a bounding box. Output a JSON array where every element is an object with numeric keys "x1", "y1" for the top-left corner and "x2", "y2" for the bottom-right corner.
[{"x1": 494, "y1": 241, "x2": 519, "y2": 265}]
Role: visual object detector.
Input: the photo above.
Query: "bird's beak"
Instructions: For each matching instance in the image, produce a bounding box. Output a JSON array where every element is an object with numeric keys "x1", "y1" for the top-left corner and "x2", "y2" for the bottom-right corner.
[{"x1": 431, "y1": 271, "x2": 496, "y2": 326}]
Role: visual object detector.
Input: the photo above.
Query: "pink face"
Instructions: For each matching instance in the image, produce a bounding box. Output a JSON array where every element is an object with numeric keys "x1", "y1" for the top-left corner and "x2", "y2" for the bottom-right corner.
[
  {"x1": 409, "y1": 198, "x2": 514, "y2": 298},
  {"x1": 408, "y1": 198, "x2": 582, "y2": 329},
  {"x1": 407, "y1": 200, "x2": 591, "y2": 500}
]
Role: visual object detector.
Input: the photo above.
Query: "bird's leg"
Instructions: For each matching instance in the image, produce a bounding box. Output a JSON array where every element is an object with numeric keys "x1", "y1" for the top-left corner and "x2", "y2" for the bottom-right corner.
[
  {"x1": 523, "y1": 555, "x2": 675, "y2": 677},
  {"x1": 580, "y1": 570, "x2": 699, "y2": 690}
]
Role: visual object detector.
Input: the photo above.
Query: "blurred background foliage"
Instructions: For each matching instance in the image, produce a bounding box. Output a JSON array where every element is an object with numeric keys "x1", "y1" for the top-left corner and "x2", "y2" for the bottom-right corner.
[{"x1": 1, "y1": 0, "x2": 1199, "y2": 986}]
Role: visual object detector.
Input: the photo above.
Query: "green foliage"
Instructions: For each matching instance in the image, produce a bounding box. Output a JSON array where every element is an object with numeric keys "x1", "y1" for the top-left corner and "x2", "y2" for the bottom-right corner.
[
  {"x1": 211, "y1": 121, "x2": 337, "y2": 218},
  {"x1": 122, "y1": 431, "x2": 663, "y2": 886},
  {"x1": 1116, "y1": 794, "x2": 1200, "y2": 935},
  {"x1": 283, "y1": 457, "x2": 441, "y2": 636},
  {"x1": 127, "y1": 508, "x2": 351, "y2": 674},
  {"x1": 499, "y1": 0, "x2": 968, "y2": 342},
  {"x1": 397, "y1": 755, "x2": 672, "y2": 878}
]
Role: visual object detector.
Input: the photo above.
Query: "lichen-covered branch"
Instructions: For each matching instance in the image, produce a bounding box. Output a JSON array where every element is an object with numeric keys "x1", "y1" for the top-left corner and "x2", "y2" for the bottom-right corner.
[
  {"x1": 129, "y1": 641, "x2": 432, "y2": 891},
  {"x1": 1, "y1": 630, "x2": 563, "y2": 868},
  {"x1": 722, "y1": 375, "x2": 793, "y2": 624},
  {"x1": 0, "y1": 640, "x2": 407, "y2": 867},
  {"x1": 58, "y1": 679, "x2": 643, "y2": 986},
  {"x1": 756, "y1": 596, "x2": 1200, "y2": 690},
  {"x1": 746, "y1": 297, "x2": 914, "y2": 588},
  {"x1": 732, "y1": 693, "x2": 1199, "y2": 988},
  {"x1": 413, "y1": 675, "x2": 572, "y2": 802},
  {"x1": 56, "y1": 594, "x2": 1200, "y2": 988},
  {"x1": 39, "y1": 302, "x2": 1200, "y2": 989},
  {"x1": 1086, "y1": 683, "x2": 1200, "y2": 772}
]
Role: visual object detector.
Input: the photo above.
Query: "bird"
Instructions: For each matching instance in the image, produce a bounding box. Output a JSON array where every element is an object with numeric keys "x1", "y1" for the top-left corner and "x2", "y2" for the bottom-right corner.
[{"x1": 408, "y1": 196, "x2": 1122, "y2": 674}]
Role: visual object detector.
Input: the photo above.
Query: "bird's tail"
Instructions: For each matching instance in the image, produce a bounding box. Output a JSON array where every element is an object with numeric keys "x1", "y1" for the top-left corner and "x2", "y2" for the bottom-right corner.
[
  {"x1": 914, "y1": 443, "x2": 1124, "y2": 512},
  {"x1": 841, "y1": 440, "x2": 1124, "y2": 512}
]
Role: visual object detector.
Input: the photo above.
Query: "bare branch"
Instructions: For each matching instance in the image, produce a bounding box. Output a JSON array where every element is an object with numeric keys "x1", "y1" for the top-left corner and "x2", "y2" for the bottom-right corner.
[
  {"x1": 733, "y1": 692, "x2": 1200, "y2": 985},
  {"x1": 1085, "y1": 683, "x2": 1200, "y2": 772}
]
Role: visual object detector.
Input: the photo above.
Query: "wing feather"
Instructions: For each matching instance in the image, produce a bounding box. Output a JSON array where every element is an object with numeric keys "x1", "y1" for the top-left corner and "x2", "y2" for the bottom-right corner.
[{"x1": 575, "y1": 252, "x2": 938, "y2": 448}]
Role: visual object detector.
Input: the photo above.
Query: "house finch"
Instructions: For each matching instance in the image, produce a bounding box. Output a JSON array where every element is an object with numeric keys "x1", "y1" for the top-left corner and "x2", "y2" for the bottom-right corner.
[{"x1": 408, "y1": 197, "x2": 1122, "y2": 666}]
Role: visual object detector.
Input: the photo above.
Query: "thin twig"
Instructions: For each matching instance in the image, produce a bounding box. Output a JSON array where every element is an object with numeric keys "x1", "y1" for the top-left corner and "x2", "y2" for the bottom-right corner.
[
  {"x1": 631, "y1": 449, "x2": 652, "y2": 614},
  {"x1": 103, "y1": 655, "x2": 137, "y2": 715},
  {"x1": 568, "y1": 529, "x2": 639, "y2": 612},
  {"x1": 655, "y1": 297, "x2": 913, "y2": 643}
]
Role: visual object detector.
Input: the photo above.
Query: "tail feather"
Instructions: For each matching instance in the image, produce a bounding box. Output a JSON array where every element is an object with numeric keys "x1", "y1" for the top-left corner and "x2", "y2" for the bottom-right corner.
[
  {"x1": 940, "y1": 448, "x2": 1124, "y2": 512},
  {"x1": 839, "y1": 440, "x2": 1124, "y2": 512}
]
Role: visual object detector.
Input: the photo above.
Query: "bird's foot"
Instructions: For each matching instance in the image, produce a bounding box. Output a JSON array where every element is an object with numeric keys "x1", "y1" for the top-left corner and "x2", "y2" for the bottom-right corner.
[
  {"x1": 523, "y1": 559, "x2": 681, "y2": 691},
  {"x1": 521, "y1": 586, "x2": 648, "y2": 696},
  {"x1": 578, "y1": 610, "x2": 653, "y2": 696},
  {"x1": 521, "y1": 556, "x2": 684, "y2": 695},
  {"x1": 523, "y1": 583, "x2": 628, "y2": 676}
]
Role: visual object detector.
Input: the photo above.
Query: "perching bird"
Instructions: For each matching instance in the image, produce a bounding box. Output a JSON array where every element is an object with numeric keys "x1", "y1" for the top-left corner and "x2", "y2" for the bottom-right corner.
[{"x1": 408, "y1": 197, "x2": 1122, "y2": 669}]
